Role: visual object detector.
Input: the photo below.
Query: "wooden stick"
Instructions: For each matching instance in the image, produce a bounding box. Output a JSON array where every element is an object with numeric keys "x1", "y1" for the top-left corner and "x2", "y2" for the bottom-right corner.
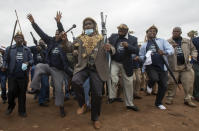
[{"x1": 15, "y1": 9, "x2": 23, "y2": 33}]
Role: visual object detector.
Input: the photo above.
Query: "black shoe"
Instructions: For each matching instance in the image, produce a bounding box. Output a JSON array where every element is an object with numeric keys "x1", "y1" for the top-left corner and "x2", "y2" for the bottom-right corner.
[
  {"x1": 3, "y1": 100, "x2": 7, "y2": 104},
  {"x1": 115, "y1": 98, "x2": 123, "y2": 102},
  {"x1": 60, "y1": 106, "x2": 66, "y2": 117},
  {"x1": 140, "y1": 88, "x2": 145, "y2": 91},
  {"x1": 5, "y1": 108, "x2": 14, "y2": 115},
  {"x1": 108, "y1": 98, "x2": 115, "y2": 104},
  {"x1": 5, "y1": 104, "x2": 16, "y2": 115},
  {"x1": 19, "y1": 112, "x2": 27, "y2": 117},
  {"x1": 73, "y1": 96, "x2": 77, "y2": 100},
  {"x1": 52, "y1": 96, "x2": 55, "y2": 99},
  {"x1": 33, "y1": 94, "x2": 38, "y2": 100},
  {"x1": 28, "y1": 89, "x2": 40, "y2": 95},
  {"x1": 39, "y1": 102, "x2": 48, "y2": 107},
  {"x1": 64, "y1": 97, "x2": 70, "y2": 101},
  {"x1": 152, "y1": 92, "x2": 157, "y2": 95},
  {"x1": 134, "y1": 95, "x2": 142, "y2": 99},
  {"x1": 45, "y1": 99, "x2": 50, "y2": 103},
  {"x1": 126, "y1": 106, "x2": 139, "y2": 111}
]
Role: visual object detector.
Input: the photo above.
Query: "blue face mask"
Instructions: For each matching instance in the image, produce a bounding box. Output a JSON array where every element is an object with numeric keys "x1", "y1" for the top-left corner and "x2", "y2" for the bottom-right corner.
[{"x1": 85, "y1": 29, "x2": 94, "y2": 35}]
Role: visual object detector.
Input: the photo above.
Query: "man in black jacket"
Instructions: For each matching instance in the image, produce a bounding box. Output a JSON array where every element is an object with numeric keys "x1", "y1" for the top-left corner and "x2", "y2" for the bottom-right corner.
[
  {"x1": 27, "y1": 14, "x2": 73, "y2": 117},
  {"x1": 108, "y1": 24, "x2": 139, "y2": 111},
  {"x1": 2, "y1": 32, "x2": 33, "y2": 117},
  {"x1": 29, "y1": 39, "x2": 49, "y2": 107}
]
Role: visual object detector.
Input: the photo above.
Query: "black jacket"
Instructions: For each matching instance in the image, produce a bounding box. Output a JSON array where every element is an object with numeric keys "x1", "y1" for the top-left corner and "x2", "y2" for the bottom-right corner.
[
  {"x1": 31, "y1": 23, "x2": 73, "y2": 76},
  {"x1": 29, "y1": 46, "x2": 47, "y2": 65},
  {"x1": 109, "y1": 34, "x2": 139, "y2": 76},
  {"x1": 3, "y1": 44, "x2": 33, "y2": 75}
]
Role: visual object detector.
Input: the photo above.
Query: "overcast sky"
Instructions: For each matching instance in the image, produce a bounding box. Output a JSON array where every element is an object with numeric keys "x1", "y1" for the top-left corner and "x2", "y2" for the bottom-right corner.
[{"x1": 0, "y1": 0, "x2": 199, "y2": 46}]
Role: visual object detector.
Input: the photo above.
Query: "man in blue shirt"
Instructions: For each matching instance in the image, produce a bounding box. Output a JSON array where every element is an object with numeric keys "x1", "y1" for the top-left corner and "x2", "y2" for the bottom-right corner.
[
  {"x1": 139, "y1": 25, "x2": 174, "y2": 110},
  {"x1": 30, "y1": 39, "x2": 49, "y2": 107}
]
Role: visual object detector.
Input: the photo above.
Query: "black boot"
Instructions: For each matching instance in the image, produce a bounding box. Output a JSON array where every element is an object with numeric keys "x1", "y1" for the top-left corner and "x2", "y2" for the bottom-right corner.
[
  {"x1": 126, "y1": 105, "x2": 139, "y2": 111},
  {"x1": 60, "y1": 106, "x2": 66, "y2": 117},
  {"x1": 28, "y1": 89, "x2": 40, "y2": 95},
  {"x1": 19, "y1": 112, "x2": 27, "y2": 117},
  {"x1": 108, "y1": 98, "x2": 115, "y2": 104},
  {"x1": 39, "y1": 102, "x2": 49, "y2": 107},
  {"x1": 5, "y1": 103, "x2": 16, "y2": 116},
  {"x1": 3, "y1": 99, "x2": 7, "y2": 104}
]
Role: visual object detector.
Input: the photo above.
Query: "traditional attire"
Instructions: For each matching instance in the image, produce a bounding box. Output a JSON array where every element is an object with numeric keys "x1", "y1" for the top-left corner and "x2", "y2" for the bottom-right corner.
[{"x1": 70, "y1": 17, "x2": 115, "y2": 121}]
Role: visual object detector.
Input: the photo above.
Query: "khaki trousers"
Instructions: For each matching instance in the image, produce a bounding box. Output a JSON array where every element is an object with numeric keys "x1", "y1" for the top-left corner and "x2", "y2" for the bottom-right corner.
[
  {"x1": 108, "y1": 61, "x2": 134, "y2": 106},
  {"x1": 167, "y1": 69, "x2": 194, "y2": 101}
]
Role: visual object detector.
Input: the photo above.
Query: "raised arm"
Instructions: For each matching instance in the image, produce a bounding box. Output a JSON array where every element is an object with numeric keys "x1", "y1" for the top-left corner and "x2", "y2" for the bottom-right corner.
[
  {"x1": 55, "y1": 11, "x2": 65, "y2": 32},
  {"x1": 27, "y1": 14, "x2": 53, "y2": 44}
]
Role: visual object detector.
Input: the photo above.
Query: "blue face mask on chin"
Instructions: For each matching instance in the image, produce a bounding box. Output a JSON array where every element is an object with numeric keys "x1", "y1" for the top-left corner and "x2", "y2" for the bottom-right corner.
[{"x1": 85, "y1": 29, "x2": 94, "y2": 35}]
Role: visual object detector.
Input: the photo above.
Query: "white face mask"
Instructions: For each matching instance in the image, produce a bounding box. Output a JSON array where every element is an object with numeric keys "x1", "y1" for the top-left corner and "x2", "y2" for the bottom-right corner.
[{"x1": 85, "y1": 29, "x2": 94, "y2": 35}]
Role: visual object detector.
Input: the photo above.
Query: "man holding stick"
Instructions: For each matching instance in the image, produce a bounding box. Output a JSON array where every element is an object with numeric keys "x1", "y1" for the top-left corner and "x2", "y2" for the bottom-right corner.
[
  {"x1": 27, "y1": 13, "x2": 73, "y2": 117},
  {"x1": 139, "y1": 25, "x2": 174, "y2": 110},
  {"x1": 2, "y1": 31, "x2": 33, "y2": 117},
  {"x1": 61, "y1": 17, "x2": 115, "y2": 129}
]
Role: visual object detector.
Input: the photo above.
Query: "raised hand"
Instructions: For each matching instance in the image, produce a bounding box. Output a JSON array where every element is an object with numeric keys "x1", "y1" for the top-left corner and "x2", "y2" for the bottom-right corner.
[
  {"x1": 27, "y1": 14, "x2": 34, "y2": 23},
  {"x1": 55, "y1": 11, "x2": 62, "y2": 23}
]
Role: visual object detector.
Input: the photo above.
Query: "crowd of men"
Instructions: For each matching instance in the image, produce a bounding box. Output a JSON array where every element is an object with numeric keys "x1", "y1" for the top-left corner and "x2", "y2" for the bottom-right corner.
[{"x1": 0, "y1": 12, "x2": 199, "y2": 129}]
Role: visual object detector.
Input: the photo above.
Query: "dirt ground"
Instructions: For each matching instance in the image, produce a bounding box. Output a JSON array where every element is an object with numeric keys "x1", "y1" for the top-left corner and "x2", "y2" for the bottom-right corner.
[{"x1": 0, "y1": 88, "x2": 199, "y2": 131}]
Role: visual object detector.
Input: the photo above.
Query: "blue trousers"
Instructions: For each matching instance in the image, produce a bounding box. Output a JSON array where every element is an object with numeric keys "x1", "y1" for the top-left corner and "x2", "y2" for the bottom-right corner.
[
  {"x1": 31, "y1": 65, "x2": 49, "y2": 104},
  {"x1": 31, "y1": 65, "x2": 35, "y2": 81},
  {"x1": 64, "y1": 76, "x2": 70, "y2": 98},
  {"x1": 83, "y1": 78, "x2": 90, "y2": 107},
  {"x1": 39, "y1": 75, "x2": 49, "y2": 104},
  {"x1": 0, "y1": 71, "x2": 7, "y2": 101},
  {"x1": 64, "y1": 77, "x2": 90, "y2": 107}
]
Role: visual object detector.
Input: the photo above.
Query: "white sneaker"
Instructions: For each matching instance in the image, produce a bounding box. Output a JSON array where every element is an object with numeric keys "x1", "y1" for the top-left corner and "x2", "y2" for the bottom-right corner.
[
  {"x1": 146, "y1": 85, "x2": 152, "y2": 94},
  {"x1": 158, "y1": 105, "x2": 166, "y2": 110}
]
